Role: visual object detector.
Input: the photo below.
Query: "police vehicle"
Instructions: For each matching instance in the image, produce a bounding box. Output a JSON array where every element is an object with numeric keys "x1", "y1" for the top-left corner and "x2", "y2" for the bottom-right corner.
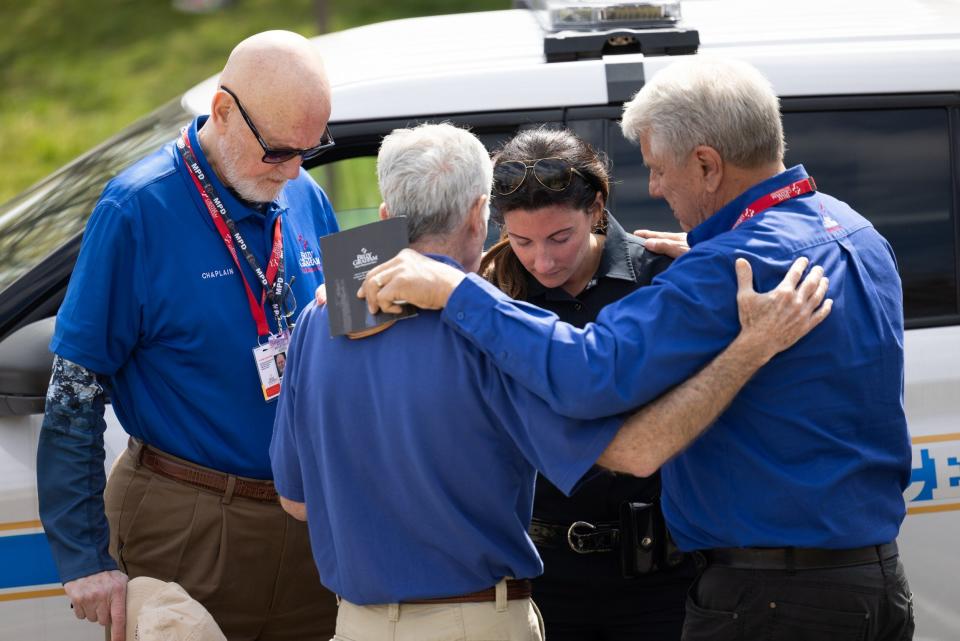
[{"x1": 1, "y1": 1, "x2": 958, "y2": 639}]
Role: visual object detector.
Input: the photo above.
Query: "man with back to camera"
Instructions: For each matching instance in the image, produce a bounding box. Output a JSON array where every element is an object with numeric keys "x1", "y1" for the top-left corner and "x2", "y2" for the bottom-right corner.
[
  {"x1": 270, "y1": 122, "x2": 830, "y2": 641},
  {"x1": 37, "y1": 31, "x2": 340, "y2": 641},
  {"x1": 359, "y1": 59, "x2": 915, "y2": 640}
]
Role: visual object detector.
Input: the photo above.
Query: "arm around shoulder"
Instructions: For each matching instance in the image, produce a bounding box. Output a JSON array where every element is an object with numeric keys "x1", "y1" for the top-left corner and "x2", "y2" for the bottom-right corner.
[{"x1": 597, "y1": 257, "x2": 832, "y2": 476}]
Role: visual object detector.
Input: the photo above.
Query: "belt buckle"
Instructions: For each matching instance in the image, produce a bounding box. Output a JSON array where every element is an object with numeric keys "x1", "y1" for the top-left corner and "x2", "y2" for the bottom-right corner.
[{"x1": 567, "y1": 521, "x2": 599, "y2": 554}]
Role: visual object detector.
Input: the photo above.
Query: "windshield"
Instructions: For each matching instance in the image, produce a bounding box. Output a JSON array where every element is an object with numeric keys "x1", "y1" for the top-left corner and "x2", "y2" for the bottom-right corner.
[{"x1": 0, "y1": 98, "x2": 193, "y2": 294}]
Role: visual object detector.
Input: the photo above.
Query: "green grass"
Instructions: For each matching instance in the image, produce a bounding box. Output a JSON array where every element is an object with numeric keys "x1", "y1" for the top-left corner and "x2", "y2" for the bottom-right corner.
[{"x1": 0, "y1": 0, "x2": 507, "y2": 204}]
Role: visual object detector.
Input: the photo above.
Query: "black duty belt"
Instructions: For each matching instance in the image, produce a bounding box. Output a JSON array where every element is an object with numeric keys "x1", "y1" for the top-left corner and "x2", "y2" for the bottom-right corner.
[
  {"x1": 529, "y1": 517, "x2": 620, "y2": 554},
  {"x1": 704, "y1": 542, "x2": 899, "y2": 571}
]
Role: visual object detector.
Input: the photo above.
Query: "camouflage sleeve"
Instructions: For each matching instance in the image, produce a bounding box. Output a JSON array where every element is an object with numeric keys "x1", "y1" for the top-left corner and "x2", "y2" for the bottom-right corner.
[
  {"x1": 36, "y1": 355, "x2": 117, "y2": 583},
  {"x1": 43, "y1": 355, "x2": 106, "y2": 433}
]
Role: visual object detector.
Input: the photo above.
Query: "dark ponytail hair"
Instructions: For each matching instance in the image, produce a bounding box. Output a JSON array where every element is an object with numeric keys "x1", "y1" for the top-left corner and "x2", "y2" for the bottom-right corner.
[{"x1": 481, "y1": 128, "x2": 610, "y2": 299}]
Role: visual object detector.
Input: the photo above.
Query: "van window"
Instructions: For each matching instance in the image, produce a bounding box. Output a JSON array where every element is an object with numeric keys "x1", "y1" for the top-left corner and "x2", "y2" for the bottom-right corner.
[
  {"x1": 313, "y1": 127, "x2": 525, "y2": 243},
  {"x1": 607, "y1": 108, "x2": 957, "y2": 325},
  {"x1": 0, "y1": 99, "x2": 190, "y2": 296},
  {"x1": 782, "y1": 108, "x2": 956, "y2": 323},
  {"x1": 604, "y1": 124, "x2": 676, "y2": 235},
  {"x1": 311, "y1": 156, "x2": 381, "y2": 230}
]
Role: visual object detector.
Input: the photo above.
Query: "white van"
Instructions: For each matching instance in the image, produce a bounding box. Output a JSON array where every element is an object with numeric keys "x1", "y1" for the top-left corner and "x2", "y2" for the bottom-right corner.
[{"x1": 1, "y1": 1, "x2": 958, "y2": 639}]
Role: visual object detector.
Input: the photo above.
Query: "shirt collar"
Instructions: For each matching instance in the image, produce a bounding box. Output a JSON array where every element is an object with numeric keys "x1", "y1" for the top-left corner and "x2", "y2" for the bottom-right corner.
[
  {"x1": 524, "y1": 211, "x2": 638, "y2": 300},
  {"x1": 185, "y1": 116, "x2": 287, "y2": 223},
  {"x1": 425, "y1": 253, "x2": 466, "y2": 272},
  {"x1": 595, "y1": 213, "x2": 638, "y2": 283},
  {"x1": 687, "y1": 164, "x2": 810, "y2": 248}
]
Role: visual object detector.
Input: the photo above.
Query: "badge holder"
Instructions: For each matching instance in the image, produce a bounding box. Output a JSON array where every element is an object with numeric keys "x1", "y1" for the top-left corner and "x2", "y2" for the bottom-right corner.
[
  {"x1": 252, "y1": 330, "x2": 290, "y2": 401},
  {"x1": 252, "y1": 281, "x2": 297, "y2": 401}
]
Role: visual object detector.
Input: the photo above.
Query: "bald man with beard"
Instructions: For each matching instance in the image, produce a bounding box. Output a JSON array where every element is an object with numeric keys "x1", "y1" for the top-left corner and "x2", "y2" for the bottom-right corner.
[{"x1": 37, "y1": 31, "x2": 340, "y2": 641}]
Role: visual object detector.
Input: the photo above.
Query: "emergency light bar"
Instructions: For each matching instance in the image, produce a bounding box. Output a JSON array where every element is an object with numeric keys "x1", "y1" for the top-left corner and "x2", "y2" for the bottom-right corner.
[
  {"x1": 532, "y1": 0, "x2": 698, "y2": 62},
  {"x1": 532, "y1": 0, "x2": 682, "y2": 32}
]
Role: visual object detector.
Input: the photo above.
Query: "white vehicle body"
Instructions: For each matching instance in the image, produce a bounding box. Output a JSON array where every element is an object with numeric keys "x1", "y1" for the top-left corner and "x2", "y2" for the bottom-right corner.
[{"x1": 1, "y1": 1, "x2": 958, "y2": 639}]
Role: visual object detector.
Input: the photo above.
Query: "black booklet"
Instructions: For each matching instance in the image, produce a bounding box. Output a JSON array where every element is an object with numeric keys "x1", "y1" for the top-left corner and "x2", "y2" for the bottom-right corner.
[{"x1": 320, "y1": 217, "x2": 417, "y2": 337}]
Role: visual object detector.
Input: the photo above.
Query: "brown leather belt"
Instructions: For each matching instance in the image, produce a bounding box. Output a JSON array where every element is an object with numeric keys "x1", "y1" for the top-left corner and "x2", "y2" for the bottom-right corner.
[
  {"x1": 705, "y1": 542, "x2": 898, "y2": 571},
  {"x1": 134, "y1": 440, "x2": 278, "y2": 503},
  {"x1": 404, "y1": 579, "x2": 531, "y2": 605}
]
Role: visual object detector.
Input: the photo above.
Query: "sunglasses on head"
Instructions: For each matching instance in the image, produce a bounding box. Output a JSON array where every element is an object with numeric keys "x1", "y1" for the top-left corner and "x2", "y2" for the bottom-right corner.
[
  {"x1": 493, "y1": 157, "x2": 591, "y2": 196},
  {"x1": 220, "y1": 85, "x2": 335, "y2": 164}
]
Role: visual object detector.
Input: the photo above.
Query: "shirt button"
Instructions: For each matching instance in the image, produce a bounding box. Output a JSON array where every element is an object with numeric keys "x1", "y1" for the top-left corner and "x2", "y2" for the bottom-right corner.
[
  {"x1": 456, "y1": 312, "x2": 465, "y2": 321},
  {"x1": 574, "y1": 303, "x2": 583, "y2": 311}
]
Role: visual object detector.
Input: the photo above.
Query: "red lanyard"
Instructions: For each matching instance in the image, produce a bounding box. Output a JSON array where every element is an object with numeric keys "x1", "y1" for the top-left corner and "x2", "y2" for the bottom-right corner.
[
  {"x1": 732, "y1": 177, "x2": 817, "y2": 229},
  {"x1": 177, "y1": 131, "x2": 285, "y2": 337}
]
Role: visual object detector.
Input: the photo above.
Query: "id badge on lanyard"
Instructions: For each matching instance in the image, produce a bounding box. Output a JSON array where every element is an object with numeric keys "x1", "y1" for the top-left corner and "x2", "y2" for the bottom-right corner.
[
  {"x1": 252, "y1": 220, "x2": 291, "y2": 402},
  {"x1": 177, "y1": 129, "x2": 291, "y2": 401},
  {"x1": 253, "y1": 331, "x2": 290, "y2": 401}
]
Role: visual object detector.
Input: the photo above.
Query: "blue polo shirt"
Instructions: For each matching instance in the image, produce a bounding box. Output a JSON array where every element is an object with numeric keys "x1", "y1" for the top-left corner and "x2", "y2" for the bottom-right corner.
[
  {"x1": 50, "y1": 116, "x2": 338, "y2": 477},
  {"x1": 269, "y1": 256, "x2": 623, "y2": 605},
  {"x1": 443, "y1": 165, "x2": 911, "y2": 551}
]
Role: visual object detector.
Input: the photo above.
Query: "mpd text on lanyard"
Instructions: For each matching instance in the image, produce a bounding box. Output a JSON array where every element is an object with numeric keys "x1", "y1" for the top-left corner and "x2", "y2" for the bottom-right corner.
[
  {"x1": 731, "y1": 177, "x2": 817, "y2": 230},
  {"x1": 176, "y1": 130, "x2": 286, "y2": 337}
]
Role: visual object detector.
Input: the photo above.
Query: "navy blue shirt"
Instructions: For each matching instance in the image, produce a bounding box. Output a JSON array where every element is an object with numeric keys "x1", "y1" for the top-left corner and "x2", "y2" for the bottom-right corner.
[
  {"x1": 443, "y1": 166, "x2": 911, "y2": 550},
  {"x1": 40, "y1": 116, "x2": 338, "y2": 582},
  {"x1": 270, "y1": 256, "x2": 623, "y2": 605}
]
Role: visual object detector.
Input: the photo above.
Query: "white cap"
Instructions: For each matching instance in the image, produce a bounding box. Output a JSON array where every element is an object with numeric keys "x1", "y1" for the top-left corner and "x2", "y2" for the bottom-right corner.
[{"x1": 125, "y1": 577, "x2": 227, "y2": 641}]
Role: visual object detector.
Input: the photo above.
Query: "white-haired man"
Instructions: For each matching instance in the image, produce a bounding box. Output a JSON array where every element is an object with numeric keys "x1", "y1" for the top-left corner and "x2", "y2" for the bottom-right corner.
[
  {"x1": 271, "y1": 122, "x2": 829, "y2": 641},
  {"x1": 358, "y1": 59, "x2": 914, "y2": 640},
  {"x1": 37, "y1": 31, "x2": 339, "y2": 640}
]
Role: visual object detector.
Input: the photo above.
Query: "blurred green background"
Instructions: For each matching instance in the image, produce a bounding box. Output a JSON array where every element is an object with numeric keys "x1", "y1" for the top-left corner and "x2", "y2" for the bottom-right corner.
[{"x1": 0, "y1": 0, "x2": 508, "y2": 205}]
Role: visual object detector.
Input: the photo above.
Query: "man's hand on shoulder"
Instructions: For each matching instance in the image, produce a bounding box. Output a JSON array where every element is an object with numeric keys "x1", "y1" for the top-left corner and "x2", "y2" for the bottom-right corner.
[
  {"x1": 634, "y1": 229, "x2": 689, "y2": 258},
  {"x1": 733, "y1": 256, "x2": 832, "y2": 366},
  {"x1": 358, "y1": 249, "x2": 466, "y2": 314},
  {"x1": 64, "y1": 569, "x2": 128, "y2": 641}
]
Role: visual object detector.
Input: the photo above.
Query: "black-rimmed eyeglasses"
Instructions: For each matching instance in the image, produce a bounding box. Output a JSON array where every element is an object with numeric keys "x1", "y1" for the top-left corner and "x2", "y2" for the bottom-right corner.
[{"x1": 220, "y1": 85, "x2": 335, "y2": 164}]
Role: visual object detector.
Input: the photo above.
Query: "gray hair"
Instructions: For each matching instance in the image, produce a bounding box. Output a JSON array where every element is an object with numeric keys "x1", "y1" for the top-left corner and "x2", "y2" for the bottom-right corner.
[
  {"x1": 377, "y1": 123, "x2": 492, "y2": 243},
  {"x1": 621, "y1": 57, "x2": 785, "y2": 168}
]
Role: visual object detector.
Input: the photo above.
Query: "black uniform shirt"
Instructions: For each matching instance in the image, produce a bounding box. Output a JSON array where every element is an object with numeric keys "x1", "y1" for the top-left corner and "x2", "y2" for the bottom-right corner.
[{"x1": 522, "y1": 213, "x2": 672, "y2": 523}]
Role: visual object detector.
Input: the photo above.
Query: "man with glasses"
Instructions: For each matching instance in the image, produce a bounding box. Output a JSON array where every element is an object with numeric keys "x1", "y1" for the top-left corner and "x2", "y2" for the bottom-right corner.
[{"x1": 37, "y1": 31, "x2": 340, "y2": 641}]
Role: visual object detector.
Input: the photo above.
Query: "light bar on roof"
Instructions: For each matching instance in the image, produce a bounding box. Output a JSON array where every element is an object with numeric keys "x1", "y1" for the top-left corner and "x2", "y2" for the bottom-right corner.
[{"x1": 533, "y1": 0, "x2": 682, "y2": 32}]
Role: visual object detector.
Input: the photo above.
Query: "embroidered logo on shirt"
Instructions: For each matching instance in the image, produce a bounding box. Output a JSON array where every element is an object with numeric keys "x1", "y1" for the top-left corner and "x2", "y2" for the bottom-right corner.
[
  {"x1": 201, "y1": 267, "x2": 236, "y2": 280},
  {"x1": 297, "y1": 233, "x2": 323, "y2": 272},
  {"x1": 819, "y1": 204, "x2": 842, "y2": 232},
  {"x1": 299, "y1": 251, "x2": 322, "y2": 268}
]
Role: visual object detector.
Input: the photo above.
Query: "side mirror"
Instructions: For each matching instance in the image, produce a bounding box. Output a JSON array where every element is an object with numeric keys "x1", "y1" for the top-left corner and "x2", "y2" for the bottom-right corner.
[{"x1": 0, "y1": 317, "x2": 55, "y2": 417}]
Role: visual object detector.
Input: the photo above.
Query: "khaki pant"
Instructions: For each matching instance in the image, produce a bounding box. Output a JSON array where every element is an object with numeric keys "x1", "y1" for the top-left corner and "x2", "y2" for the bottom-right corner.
[
  {"x1": 334, "y1": 581, "x2": 545, "y2": 641},
  {"x1": 104, "y1": 444, "x2": 338, "y2": 641}
]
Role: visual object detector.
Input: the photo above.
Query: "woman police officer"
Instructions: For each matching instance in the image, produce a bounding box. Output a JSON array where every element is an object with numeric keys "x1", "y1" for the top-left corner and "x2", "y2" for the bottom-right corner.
[{"x1": 481, "y1": 128, "x2": 696, "y2": 641}]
